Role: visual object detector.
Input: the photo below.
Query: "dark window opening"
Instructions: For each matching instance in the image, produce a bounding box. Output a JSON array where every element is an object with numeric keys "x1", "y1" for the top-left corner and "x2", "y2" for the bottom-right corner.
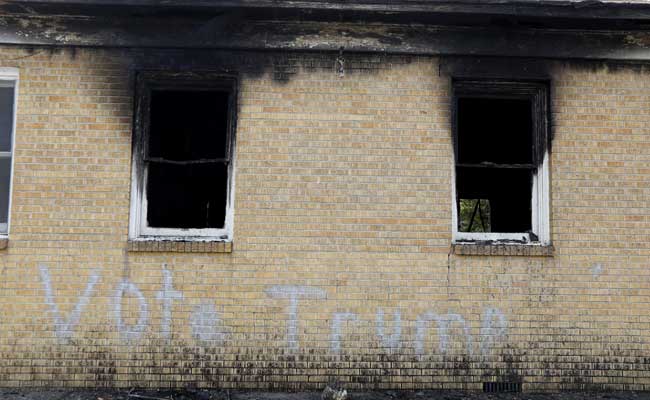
[
  {"x1": 146, "y1": 162, "x2": 228, "y2": 229},
  {"x1": 134, "y1": 72, "x2": 236, "y2": 234},
  {"x1": 148, "y1": 90, "x2": 230, "y2": 161},
  {"x1": 457, "y1": 98, "x2": 532, "y2": 165},
  {"x1": 456, "y1": 168, "x2": 532, "y2": 233},
  {"x1": 454, "y1": 81, "x2": 547, "y2": 236}
]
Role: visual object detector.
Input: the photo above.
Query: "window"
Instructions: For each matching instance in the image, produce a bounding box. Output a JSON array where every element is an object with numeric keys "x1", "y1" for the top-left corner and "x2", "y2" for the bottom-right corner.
[
  {"x1": 129, "y1": 72, "x2": 237, "y2": 241},
  {"x1": 0, "y1": 68, "x2": 18, "y2": 236},
  {"x1": 452, "y1": 80, "x2": 550, "y2": 244}
]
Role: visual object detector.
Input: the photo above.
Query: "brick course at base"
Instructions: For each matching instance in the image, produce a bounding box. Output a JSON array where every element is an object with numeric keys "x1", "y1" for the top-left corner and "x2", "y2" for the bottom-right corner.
[{"x1": 0, "y1": 46, "x2": 649, "y2": 391}]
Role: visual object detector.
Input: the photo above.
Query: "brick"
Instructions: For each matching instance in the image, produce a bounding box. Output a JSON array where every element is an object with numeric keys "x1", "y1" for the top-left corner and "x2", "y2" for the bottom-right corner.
[{"x1": 0, "y1": 47, "x2": 645, "y2": 391}]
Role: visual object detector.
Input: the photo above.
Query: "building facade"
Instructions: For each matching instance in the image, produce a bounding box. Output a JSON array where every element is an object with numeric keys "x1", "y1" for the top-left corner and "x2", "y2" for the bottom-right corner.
[{"x1": 0, "y1": 0, "x2": 649, "y2": 391}]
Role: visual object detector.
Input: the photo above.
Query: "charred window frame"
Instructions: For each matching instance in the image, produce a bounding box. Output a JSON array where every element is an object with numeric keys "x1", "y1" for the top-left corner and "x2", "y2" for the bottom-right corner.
[
  {"x1": 129, "y1": 71, "x2": 237, "y2": 241},
  {"x1": 452, "y1": 80, "x2": 550, "y2": 244}
]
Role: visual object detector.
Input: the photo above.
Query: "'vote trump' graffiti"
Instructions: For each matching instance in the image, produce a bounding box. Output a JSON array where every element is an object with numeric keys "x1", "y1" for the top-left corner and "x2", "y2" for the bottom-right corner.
[{"x1": 37, "y1": 264, "x2": 508, "y2": 356}]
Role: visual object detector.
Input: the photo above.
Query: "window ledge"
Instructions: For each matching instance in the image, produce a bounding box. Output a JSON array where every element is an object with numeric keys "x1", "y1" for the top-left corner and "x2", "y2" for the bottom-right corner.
[
  {"x1": 451, "y1": 242, "x2": 554, "y2": 257},
  {"x1": 127, "y1": 239, "x2": 232, "y2": 253}
]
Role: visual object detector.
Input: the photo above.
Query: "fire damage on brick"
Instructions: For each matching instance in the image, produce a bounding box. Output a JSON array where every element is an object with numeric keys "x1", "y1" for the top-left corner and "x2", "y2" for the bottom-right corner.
[
  {"x1": 0, "y1": 0, "x2": 650, "y2": 394},
  {"x1": 128, "y1": 70, "x2": 238, "y2": 240}
]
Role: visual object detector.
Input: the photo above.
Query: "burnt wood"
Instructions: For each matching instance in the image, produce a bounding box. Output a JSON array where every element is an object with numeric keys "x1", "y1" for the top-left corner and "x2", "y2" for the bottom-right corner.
[
  {"x1": 7, "y1": 0, "x2": 650, "y2": 21},
  {"x1": 0, "y1": 15, "x2": 649, "y2": 61}
]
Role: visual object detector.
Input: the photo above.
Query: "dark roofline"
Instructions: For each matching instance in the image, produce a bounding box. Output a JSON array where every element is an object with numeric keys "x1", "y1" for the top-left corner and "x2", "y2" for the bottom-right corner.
[
  {"x1": 7, "y1": 0, "x2": 650, "y2": 20},
  {"x1": 3, "y1": 0, "x2": 650, "y2": 61}
]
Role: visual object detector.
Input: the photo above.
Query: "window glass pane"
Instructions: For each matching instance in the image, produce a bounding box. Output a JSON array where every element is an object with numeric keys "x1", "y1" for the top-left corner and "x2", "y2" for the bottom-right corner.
[
  {"x1": 0, "y1": 157, "x2": 12, "y2": 227},
  {"x1": 148, "y1": 90, "x2": 230, "y2": 161},
  {"x1": 0, "y1": 87, "x2": 14, "y2": 152},
  {"x1": 457, "y1": 97, "x2": 532, "y2": 165},
  {"x1": 146, "y1": 162, "x2": 228, "y2": 229},
  {"x1": 456, "y1": 167, "x2": 532, "y2": 233}
]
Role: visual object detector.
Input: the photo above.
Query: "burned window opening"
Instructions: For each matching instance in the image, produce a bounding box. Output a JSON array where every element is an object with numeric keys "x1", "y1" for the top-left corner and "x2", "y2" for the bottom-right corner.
[
  {"x1": 453, "y1": 80, "x2": 549, "y2": 243},
  {"x1": 131, "y1": 72, "x2": 236, "y2": 240},
  {"x1": 456, "y1": 154, "x2": 533, "y2": 234},
  {"x1": 146, "y1": 162, "x2": 228, "y2": 229},
  {"x1": 148, "y1": 90, "x2": 230, "y2": 162}
]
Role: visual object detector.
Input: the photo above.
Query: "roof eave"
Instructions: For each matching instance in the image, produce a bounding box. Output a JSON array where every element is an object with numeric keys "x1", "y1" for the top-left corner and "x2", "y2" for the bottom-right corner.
[{"x1": 6, "y1": 0, "x2": 650, "y2": 21}]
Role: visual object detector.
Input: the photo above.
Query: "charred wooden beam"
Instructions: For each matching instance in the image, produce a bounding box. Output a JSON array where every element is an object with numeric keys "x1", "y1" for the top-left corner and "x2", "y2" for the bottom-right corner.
[
  {"x1": 1, "y1": 15, "x2": 650, "y2": 62},
  {"x1": 7, "y1": 0, "x2": 650, "y2": 21}
]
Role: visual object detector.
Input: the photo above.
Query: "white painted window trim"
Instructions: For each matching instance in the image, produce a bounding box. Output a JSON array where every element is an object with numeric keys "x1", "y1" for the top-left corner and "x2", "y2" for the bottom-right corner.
[
  {"x1": 451, "y1": 80, "x2": 550, "y2": 246},
  {"x1": 451, "y1": 151, "x2": 550, "y2": 245},
  {"x1": 128, "y1": 72, "x2": 236, "y2": 243},
  {"x1": 0, "y1": 68, "x2": 19, "y2": 238}
]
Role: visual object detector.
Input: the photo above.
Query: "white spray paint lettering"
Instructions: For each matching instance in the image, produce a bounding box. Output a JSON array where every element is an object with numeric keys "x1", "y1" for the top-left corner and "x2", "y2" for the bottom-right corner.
[
  {"x1": 330, "y1": 312, "x2": 358, "y2": 354},
  {"x1": 114, "y1": 278, "x2": 149, "y2": 341},
  {"x1": 265, "y1": 285, "x2": 326, "y2": 351},
  {"x1": 436, "y1": 313, "x2": 473, "y2": 355},
  {"x1": 480, "y1": 307, "x2": 508, "y2": 355},
  {"x1": 155, "y1": 265, "x2": 183, "y2": 340},
  {"x1": 415, "y1": 311, "x2": 473, "y2": 356},
  {"x1": 190, "y1": 302, "x2": 228, "y2": 343},
  {"x1": 591, "y1": 263, "x2": 603, "y2": 279},
  {"x1": 376, "y1": 308, "x2": 402, "y2": 350},
  {"x1": 38, "y1": 264, "x2": 101, "y2": 343},
  {"x1": 415, "y1": 311, "x2": 437, "y2": 356},
  {"x1": 36, "y1": 264, "x2": 510, "y2": 355}
]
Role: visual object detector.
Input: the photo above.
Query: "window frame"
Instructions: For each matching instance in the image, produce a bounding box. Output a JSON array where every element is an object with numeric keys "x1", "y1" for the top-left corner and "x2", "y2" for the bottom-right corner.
[
  {"x1": 451, "y1": 79, "x2": 550, "y2": 245},
  {"x1": 129, "y1": 71, "x2": 237, "y2": 242},
  {"x1": 0, "y1": 68, "x2": 19, "y2": 237}
]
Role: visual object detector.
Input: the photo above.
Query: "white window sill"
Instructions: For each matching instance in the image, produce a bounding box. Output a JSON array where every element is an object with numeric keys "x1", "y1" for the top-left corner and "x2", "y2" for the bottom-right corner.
[{"x1": 454, "y1": 232, "x2": 537, "y2": 243}]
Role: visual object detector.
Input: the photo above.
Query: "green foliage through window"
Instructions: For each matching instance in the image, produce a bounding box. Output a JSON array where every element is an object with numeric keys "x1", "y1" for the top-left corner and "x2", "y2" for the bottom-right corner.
[{"x1": 459, "y1": 199, "x2": 491, "y2": 232}]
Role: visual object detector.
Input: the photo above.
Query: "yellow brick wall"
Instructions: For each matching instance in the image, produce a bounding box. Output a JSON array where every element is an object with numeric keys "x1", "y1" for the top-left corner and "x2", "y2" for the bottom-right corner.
[{"x1": 0, "y1": 46, "x2": 647, "y2": 391}]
